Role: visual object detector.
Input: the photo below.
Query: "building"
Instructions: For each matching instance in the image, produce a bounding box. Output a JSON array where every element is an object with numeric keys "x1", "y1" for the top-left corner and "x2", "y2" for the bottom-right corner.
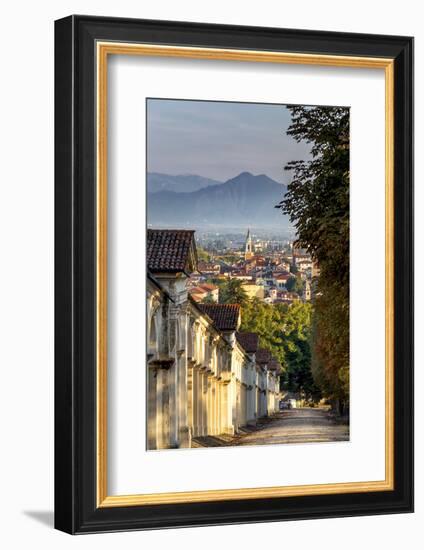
[
  {"x1": 242, "y1": 282, "x2": 266, "y2": 300},
  {"x1": 275, "y1": 261, "x2": 291, "y2": 273},
  {"x1": 244, "y1": 228, "x2": 254, "y2": 260},
  {"x1": 297, "y1": 259, "x2": 313, "y2": 273},
  {"x1": 189, "y1": 282, "x2": 219, "y2": 303},
  {"x1": 303, "y1": 279, "x2": 311, "y2": 301},
  {"x1": 273, "y1": 273, "x2": 291, "y2": 289},
  {"x1": 255, "y1": 349, "x2": 272, "y2": 417},
  {"x1": 198, "y1": 261, "x2": 221, "y2": 277},
  {"x1": 147, "y1": 228, "x2": 282, "y2": 449}
]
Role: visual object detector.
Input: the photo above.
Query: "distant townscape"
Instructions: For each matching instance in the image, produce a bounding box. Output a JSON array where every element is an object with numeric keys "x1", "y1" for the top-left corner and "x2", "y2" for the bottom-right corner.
[{"x1": 188, "y1": 228, "x2": 317, "y2": 307}]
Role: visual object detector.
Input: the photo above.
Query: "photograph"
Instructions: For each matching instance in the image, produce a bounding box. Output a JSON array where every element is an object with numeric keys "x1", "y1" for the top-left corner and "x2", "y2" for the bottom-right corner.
[{"x1": 146, "y1": 98, "x2": 350, "y2": 450}]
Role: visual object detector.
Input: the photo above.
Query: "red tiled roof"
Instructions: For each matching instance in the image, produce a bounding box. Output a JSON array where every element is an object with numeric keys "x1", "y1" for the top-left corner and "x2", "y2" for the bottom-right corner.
[
  {"x1": 199, "y1": 283, "x2": 218, "y2": 291},
  {"x1": 236, "y1": 332, "x2": 259, "y2": 353},
  {"x1": 189, "y1": 286, "x2": 207, "y2": 295},
  {"x1": 268, "y1": 358, "x2": 282, "y2": 372},
  {"x1": 198, "y1": 303, "x2": 240, "y2": 331},
  {"x1": 255, "y1": 348, "x2": 272, "y2": 364},
  {"x1": 147, "y1": 229, "x2": 196, "y2": 273},
  {"x1": 275, "y1": 273, "x2": 290, "y2": 280},
  {"x1": 198, "y1": 261, "x2": 220, "y2": 271}
]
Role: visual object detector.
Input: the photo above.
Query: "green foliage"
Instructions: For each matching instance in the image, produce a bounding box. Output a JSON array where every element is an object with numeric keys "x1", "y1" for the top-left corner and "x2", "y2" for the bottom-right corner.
[
  {"x1": 276, "y1": 105, "x2": 350, "y2": 288},
  {"x1": 219, "y1": 278, "x2": 249, "y2": 307},
  {"x1": 197, "y1": 246, "x2": 211, "y2": 262},
  {"x1": 285, "y1": 276, "x2": 296, "y2": 292},
  {"x1": 311, "y1": 281, "x2": 349, "y2": 405},
  {"x1": 201, "y1": 293, "x2": 216, "y2": 304},
  {"x1": 240, "y1": 299, "x2": 287, "y2": 365},
  {"x1": 241, "y1": 300, "x2": 320, "y2": 400},
  {"x1": 285, "y1": 274, "x2": 304, "y2": 295},
  {"x1": 276, "y1": 105, "x2": 350, "y2": 408}
]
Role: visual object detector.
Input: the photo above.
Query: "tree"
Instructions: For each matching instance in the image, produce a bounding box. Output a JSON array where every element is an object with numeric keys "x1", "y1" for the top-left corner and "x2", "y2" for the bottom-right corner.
[
  {"x1": 311, "y1": 281, "x2": 349, "y2": 411},
  {"x1": 284, "y1": 338, "x2": 321, "y2": 402},
  {"x1": 219, "y1": 278, "x2": 249, "y2": 307},
  {"x1": 285, "y1": 274, "x2": 304, "y2": 295},
  {"x1": 276, "y1": 106, "x2": 349, "y2": 287},
  {"x1": 201, "y1": 293, "x2": 215, "y2": 304},
  {"x1": 276, "y1": 105, "x2": 350, "y2": 411},
  {"x1": 276, "y1": 301, "x2": 320, "y2": 400},
  {"x1": 197, "y1": 245, "x2": 211, "y2": 262},
  {"x1": 289, "y1": 263, "x2": 298, "y2": 275},
  {"x1": 240, "y1": 299, "x2": 287, "y2": 365},
  {"x1": 240, "y1": 300, "x2": 320, "y2": 401}
]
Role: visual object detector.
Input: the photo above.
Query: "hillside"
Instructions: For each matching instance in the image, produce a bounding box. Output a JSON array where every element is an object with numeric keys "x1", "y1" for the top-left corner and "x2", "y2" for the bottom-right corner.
[
  {"x1": 147, "y1": 172, "x2": 222, "y2": 194},
  {"x1": 147, "y1": 172, "x2": 290, "y2": 229}
]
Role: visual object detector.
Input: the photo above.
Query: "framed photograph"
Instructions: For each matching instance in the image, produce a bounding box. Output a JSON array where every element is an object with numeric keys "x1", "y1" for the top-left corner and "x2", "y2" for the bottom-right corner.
[{"x1": 54, "y1": 15, "x2": 413, "y2": 533}]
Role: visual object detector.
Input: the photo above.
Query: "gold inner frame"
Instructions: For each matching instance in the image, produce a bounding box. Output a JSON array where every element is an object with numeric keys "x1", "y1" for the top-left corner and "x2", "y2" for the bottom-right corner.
[{"x1": 96, "y1": 42, "x2": 395, "y2": 508}]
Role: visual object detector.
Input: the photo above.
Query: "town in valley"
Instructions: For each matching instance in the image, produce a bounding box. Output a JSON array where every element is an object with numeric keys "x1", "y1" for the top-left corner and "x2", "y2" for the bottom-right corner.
[{"x1": 189, "y1": 228, "x2": 316, "y2": 307}]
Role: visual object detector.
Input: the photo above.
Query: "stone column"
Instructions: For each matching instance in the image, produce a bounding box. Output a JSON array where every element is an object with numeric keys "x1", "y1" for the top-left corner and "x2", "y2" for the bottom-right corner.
[
  {"x1": 212, "y1": 378, "x2": 218, "y2": 435},
  {"x1": 156, "y1": 367, "x2": 170, "y2": 449},
  {"x1": 206, "y1": 375, "x2": 213, "y2": 435},
  {"x1": 220, "y1": 381, "x2": 228, "y2": 434},
  {"x1": 243, "y1": 384, "x2": 247, "y2": 427},
  {"x1": 177, "y1": 351, "x2": 190, "y2": 448},
  {"x1": 231, "y1": 378, "x2": 237, "y2": 433},
  {"x1": 197, "y1": 370, "x2": 203, "y2": 436},
  {"x1": 187, "y1": 363, "x2": 194, "y2": 438},
  {"x1": 202, "y1": 371, "x2": 208, "y2": 436},
  {"x1": 236, "y1": 381, "x2": 241, "y2": 432},
  {"x1": 168, "y1": 359, "x2": 179, "y2": 448},
  {"x1": 209, "y1": 378, "x2": 214, "y2": 435},
  {"x1": 197, "y1": 367, "x2": 203, "y2": 436},
  {"x1": 191, "y1": 367, "x2": 198, "y2": 437},
  {"x1": 147, "y1": 366, "x2": 157, "y2": 450},
  {"x1": 215, "y1": 379, "x2": 219, "y2": 434},
  {"x1": 217, "y1": 381, "x2": 222, "y2": 434}
]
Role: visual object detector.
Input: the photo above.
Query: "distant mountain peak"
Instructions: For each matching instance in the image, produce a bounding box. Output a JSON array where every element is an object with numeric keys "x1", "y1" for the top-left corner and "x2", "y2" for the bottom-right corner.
[
  {"x1": 147, "y1": 171, "x2": 290, "y2": 230},
  {"x1": 226, "y1": 171, "x2": 283, "y2": 185},
  {"x1": 147, "y1": 173, "x2": 222, "y2": 194}
]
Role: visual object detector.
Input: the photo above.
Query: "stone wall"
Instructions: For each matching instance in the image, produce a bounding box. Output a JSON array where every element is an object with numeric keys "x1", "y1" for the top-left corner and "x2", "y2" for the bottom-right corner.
[{"x1": 147, "y1": 273, "x2": 280, "y2": 450}]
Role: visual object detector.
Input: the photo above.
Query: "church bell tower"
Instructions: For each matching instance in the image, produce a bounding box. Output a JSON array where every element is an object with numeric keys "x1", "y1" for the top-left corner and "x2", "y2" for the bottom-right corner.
[{"x1": 245, "y1": 228, "x2": 254, "y2": 260}]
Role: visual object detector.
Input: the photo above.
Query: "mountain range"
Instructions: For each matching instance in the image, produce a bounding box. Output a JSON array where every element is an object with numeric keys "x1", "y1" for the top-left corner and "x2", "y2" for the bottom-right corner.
[
  {"x1": 148, "y1": 172, "x2": 222, "y2": 194},
  {"x1": 147, "y1": 172, "x2": 291, "y2": 229}
]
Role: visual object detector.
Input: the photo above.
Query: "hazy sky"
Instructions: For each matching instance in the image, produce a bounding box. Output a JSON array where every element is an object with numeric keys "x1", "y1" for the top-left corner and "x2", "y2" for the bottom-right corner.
[{"x1": 147, "y1": 99, "x2": 312, "y2": 183}]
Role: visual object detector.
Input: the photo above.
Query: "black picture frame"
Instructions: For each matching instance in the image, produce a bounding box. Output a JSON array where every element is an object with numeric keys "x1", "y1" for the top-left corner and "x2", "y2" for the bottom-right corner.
[{"x1": 55, "y1": 15, "x2": 414, "y2": 534}]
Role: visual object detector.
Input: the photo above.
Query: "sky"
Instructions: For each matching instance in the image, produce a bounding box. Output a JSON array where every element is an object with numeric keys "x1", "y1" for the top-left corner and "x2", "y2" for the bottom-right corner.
[{"x1": 146, "y1": 99, "x2": 312, "y2": 183}]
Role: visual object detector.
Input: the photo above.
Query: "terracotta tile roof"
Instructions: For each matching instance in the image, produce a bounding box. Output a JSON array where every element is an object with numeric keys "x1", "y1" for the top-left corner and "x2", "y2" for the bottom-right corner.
[
  {"x1": 198, "y1": 261, "x2": 220, "y2": 272},
  {"x1": 189, "y1": 293, "x2": 205, "y2": 303},
  {"x1": 255, "y1": 348, "x2": 272, "y2": 364},
  {"x1": 198, "y1": 303, "x2": 240, "y2": 331},
  {"x1": 268, "y1": 358, "x2": 282, "y2": 372},
  {"x1": 147, "y1": 229, "x2": 196, "y2": 273},
  {"x1": 189, "y1": 286, "x2": 207, "y2": 295},
  {"x1": 199, "y1": 283, "x2": 218, "y2": 291},
  {"x1": 236, "y1": 332, "x2": 259, "y2": 353},
  {"x1": 275, "y1": 273, "x2": 290, "y2": 280}
]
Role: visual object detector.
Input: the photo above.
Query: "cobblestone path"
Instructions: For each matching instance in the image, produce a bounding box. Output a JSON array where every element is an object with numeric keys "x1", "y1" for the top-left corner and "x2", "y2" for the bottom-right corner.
[{"x1": 234, "y1": 408, "x2": 349, "y2": 446}]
